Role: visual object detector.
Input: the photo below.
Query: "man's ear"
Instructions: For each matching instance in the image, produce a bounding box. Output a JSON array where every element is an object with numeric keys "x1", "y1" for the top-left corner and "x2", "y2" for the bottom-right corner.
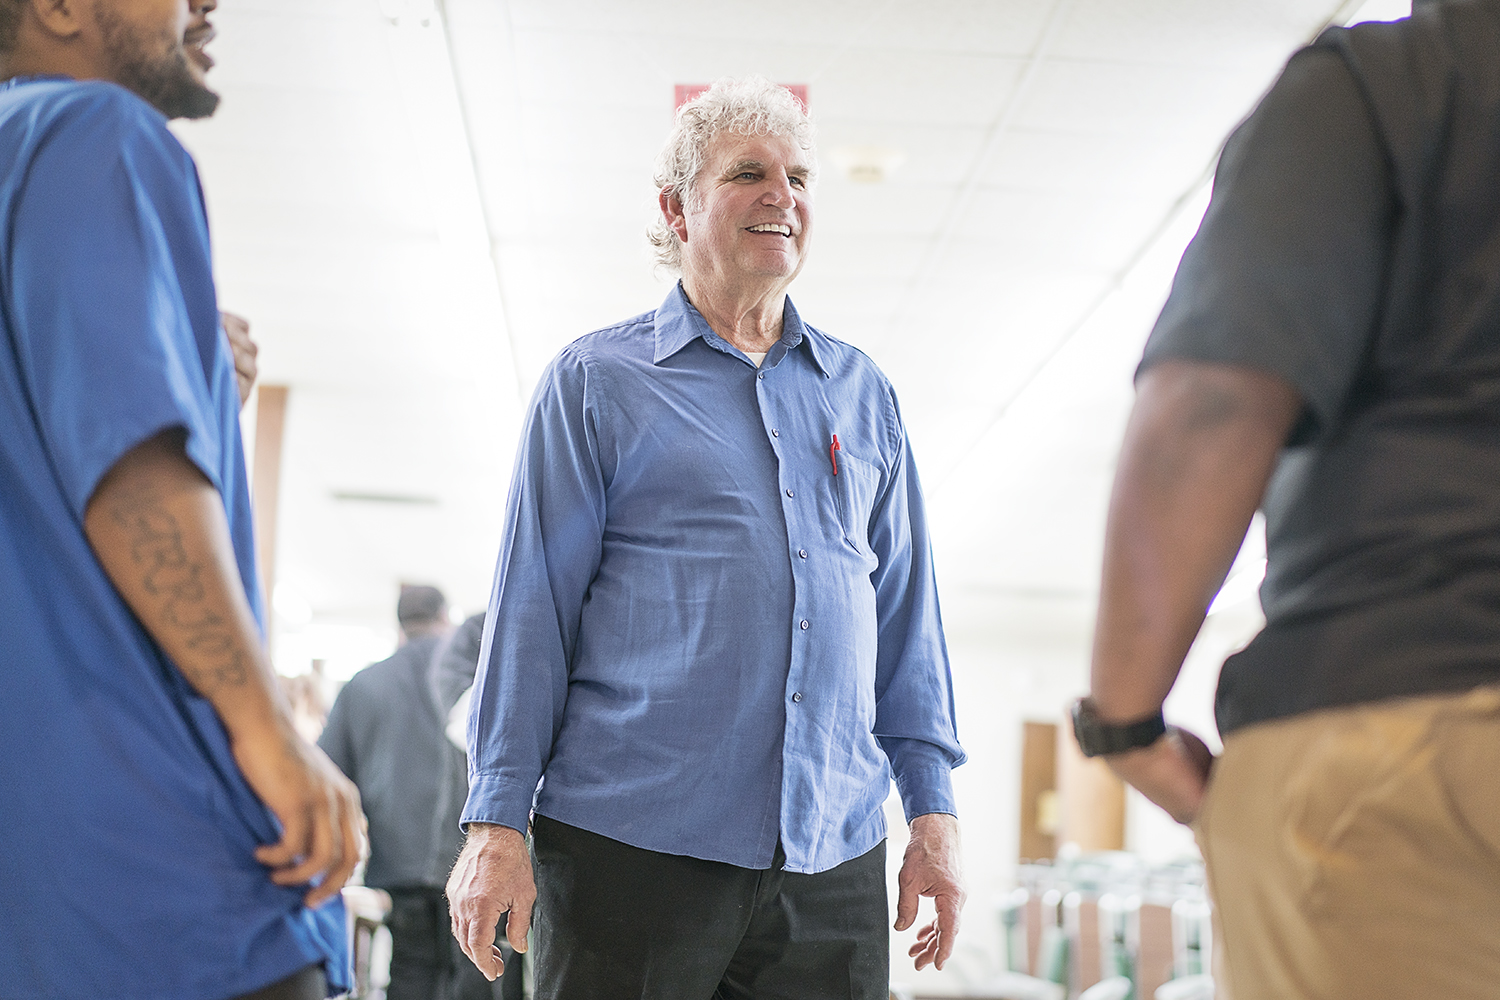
[
  {"x1": 659, "y1": 187, "x2": 689, "y2": 244},
  {"x1": 28, "y1": 0, "x2": 87, "y2": 41}
]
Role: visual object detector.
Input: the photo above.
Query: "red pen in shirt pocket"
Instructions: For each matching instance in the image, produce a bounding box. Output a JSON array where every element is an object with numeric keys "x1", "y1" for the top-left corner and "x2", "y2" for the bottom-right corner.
[{"x1": 830, "y1": 433, "x2": 841, "y2": 476}]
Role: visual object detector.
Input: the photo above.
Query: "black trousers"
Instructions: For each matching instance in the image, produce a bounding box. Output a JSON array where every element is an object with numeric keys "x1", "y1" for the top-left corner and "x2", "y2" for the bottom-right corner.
[
  {"x1": 230, "y1": 965, "x2": 325, "y2": 1000},
  {"x1": 531, "y1": 814, "x2": 889, "y2": 1000},
  {"x1": 386, "y1": 886, "x2": 525, "y2": 1000}
]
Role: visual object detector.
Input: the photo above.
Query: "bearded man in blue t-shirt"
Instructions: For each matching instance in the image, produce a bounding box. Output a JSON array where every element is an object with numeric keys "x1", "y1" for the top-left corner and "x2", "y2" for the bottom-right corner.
[{"x1": 0, "y1": 2, "x2": 362, "y2": 999}]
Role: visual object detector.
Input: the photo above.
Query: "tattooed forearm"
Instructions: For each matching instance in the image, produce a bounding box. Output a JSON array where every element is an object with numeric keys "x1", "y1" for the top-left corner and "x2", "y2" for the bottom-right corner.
[{"x1": 106, "y1": 491, "x2": 250, "y2": 693}]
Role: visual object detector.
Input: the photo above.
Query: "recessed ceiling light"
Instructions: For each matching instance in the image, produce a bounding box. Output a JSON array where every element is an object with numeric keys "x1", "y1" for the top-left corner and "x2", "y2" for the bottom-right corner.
[{"x1": 828, "y1": 146, "x2": 907, "y2": 184}]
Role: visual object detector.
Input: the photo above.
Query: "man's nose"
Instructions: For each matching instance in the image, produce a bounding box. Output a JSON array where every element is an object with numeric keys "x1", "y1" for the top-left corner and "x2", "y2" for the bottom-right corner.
[{"x1": 762, "y1": 171, "x2": 796, "y2": 207}]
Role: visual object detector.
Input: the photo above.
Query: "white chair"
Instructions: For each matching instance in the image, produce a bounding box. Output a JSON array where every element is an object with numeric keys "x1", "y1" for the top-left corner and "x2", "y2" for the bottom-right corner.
[
  {"x1": 1079, "y1": 976, "x2": 1133, "y2": 1000},
  {"x1": 1156, "y1": 975, "x2": 1215, "y2": 1000},
  {"x1": 975, "y1": 971, "x2": 1067, "y2": 1000},
  {"x1": 341, "y1": 885, "x2": 392, "y2": 999}
]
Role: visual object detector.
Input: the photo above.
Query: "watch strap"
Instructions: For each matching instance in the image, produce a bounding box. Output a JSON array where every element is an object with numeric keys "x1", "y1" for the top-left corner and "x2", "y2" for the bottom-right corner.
[{"x1": 1071, "y1": 698, "x2": 1167, "y2": 757}]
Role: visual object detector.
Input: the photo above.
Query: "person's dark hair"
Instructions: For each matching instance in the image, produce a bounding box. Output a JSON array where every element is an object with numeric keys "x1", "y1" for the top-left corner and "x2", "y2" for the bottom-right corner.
[{"x1": 397, "y1": 584, "x2": 446, "y2": 629}]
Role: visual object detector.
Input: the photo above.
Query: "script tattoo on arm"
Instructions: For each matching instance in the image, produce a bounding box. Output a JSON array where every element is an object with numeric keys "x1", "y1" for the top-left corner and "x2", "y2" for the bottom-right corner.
[
  {"x1": 102, "y1": 479, "x2": 250, "y2": 694},
  {"x1": 84, "y1": 430, "x2": 366, "y2": 905},
  {"x1": 85, "y1": 429, "x2": 275, "y2": 720}
]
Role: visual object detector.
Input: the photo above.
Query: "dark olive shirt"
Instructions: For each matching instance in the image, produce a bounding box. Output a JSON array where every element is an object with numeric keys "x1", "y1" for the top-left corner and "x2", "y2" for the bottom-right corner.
[{"x1": 1141, "y1": 0, "x2": 1500, "y2": 734}]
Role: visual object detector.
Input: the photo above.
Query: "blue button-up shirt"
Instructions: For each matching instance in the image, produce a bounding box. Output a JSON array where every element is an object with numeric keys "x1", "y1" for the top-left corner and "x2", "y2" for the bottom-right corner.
[{"x1": 462, "y1": 285, "x2": 964, "y2": 874}]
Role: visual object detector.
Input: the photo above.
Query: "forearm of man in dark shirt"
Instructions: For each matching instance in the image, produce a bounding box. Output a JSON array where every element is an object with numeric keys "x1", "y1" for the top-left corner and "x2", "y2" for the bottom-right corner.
[
  {"x1": 1090, "y1": 360, "x2": 1301, "y2": 823},
  {"x1": 83, "y1": 428, "x2": 363, "y2": 906}
]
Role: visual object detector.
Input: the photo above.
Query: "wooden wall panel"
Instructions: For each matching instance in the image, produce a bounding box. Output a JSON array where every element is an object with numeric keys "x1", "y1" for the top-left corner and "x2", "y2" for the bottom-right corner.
[
  {"x1": 1057, "y1": 717, "x2": 1126, "y2": 852},
  {"x1": 251, "y1": 384, "x2": 288, "y2": 619},
  {"x1": 1020, "y1": 720, "x2": 1059, "y2": 862}
]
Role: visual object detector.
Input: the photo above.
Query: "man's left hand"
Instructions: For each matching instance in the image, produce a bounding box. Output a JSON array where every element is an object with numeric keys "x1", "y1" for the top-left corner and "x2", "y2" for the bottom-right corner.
[
  {"x1": 894, "y1": 812, "x2": 965, "y2": 971},
  {"x1": 222, "y1": 311, "x2": 258, "y2": 408}
]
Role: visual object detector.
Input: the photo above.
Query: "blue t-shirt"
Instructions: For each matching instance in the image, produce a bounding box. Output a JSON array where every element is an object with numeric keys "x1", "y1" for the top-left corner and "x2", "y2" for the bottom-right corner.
[{"x1": 0, "y1": 78, "x2": 348, "y2": 999}]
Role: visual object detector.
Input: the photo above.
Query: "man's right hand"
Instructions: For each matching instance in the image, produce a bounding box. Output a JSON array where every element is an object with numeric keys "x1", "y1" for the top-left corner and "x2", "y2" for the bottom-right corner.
[
  {"x1": 1103, "y1": 725, "x2": 1215, "y2": 825},
  {"x1": 236, "y1": 721, "x2": 364, "y2": 909},
  {"x1": 447, "y1": 822, "x2": 535, "y2": 981}
]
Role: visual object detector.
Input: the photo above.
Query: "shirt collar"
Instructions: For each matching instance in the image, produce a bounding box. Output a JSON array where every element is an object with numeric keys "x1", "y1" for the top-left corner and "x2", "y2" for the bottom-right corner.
[
  {"x1": 653, "y1": 282, "x2": 831, "y2": 377},
  {"x1": 0, "y1": 74, "x2": 73, "y2": 92}
]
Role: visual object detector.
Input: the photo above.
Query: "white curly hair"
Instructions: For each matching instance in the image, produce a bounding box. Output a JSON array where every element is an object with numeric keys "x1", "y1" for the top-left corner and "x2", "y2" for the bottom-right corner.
[{"x1": 647, "y1": 76, "x2": 816, "y2": 273}]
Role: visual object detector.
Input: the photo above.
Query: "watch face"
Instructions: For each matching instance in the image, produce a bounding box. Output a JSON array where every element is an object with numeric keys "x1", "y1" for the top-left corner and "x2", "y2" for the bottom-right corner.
[{"x1": 1071, "y1": 698, "x2": 1104, "y2": 756}]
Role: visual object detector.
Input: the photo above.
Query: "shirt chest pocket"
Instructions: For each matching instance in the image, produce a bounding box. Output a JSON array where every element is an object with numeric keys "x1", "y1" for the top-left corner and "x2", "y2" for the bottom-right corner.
[{"x1": 833, "y1": 452, "x2": 881, "y2": 554}]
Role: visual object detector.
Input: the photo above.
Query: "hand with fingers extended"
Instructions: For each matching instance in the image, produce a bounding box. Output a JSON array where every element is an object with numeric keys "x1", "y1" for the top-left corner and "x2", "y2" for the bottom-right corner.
[
  {"x1": 447, "y1": 823, "x2": 535, "y2": 981},
  {"x1": 894, "y1": 812, "x2": 966, "y2": 971},
  {"x1": 232, "y1": 720, "x2": 365, "y2": 909}
]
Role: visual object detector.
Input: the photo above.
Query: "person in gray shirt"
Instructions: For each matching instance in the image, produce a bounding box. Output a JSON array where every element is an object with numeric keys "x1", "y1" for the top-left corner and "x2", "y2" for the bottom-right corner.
[
  {"x1": 430, "y1": 612, "x2": 524, "y2": 1000},
  {"x1": 321, "y1": 585, "x2": 466, "y2": 999}
]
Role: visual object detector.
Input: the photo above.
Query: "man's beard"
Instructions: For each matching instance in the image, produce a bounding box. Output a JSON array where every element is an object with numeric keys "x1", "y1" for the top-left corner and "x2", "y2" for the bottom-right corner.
[{"x1": 93, "y1": 3, "x2": 220, "y2": 120}]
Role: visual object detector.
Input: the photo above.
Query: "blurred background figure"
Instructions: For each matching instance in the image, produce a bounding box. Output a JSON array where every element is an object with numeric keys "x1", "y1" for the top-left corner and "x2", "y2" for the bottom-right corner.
[
  {"x1": 322, "y1": 585, "x2": 472, "y2": 1000},
  {"x1": 433, "y1": 613, "x2": 486, "y2": 753},
  {"x1": 431, "y1": 612, "x2": 525, "y2": 1000}
]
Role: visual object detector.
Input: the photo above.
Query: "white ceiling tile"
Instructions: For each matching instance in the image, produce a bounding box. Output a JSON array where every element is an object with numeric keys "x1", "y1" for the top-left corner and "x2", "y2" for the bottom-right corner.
[
  {"x1": 853, "y1": 0, "x2": 1055, "y2": 55},
  {"x1": 810, "y1": 180, "x2": 961, "y2": 238},
  {"x1": 1054, "y1": 0, "x2": 1343, "y2": 68},
  {"x1": 1015, "y1": 58, "x2": 1273, "y2": 138},
  {"x1": 982, "y1": 126, "x2": 1215, "y2": 195},
  {"x1": 952, "y1": 186, "x2": 1178, "y2": 271},
  {"x1": 506, "y1": 0, "x2": 870, "y2": 43},
  {"x1": 205, "y1": 5, "x2": 398, "y2": 94},
  {"x1": 809, "y1": 50, "x2": 1027, "y2": 127}
]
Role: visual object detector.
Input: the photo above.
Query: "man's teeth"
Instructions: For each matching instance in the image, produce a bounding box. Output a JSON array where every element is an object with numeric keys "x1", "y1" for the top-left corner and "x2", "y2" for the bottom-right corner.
[{"x1": 748, "y1": 224, "x2": 792, "y2": 235}]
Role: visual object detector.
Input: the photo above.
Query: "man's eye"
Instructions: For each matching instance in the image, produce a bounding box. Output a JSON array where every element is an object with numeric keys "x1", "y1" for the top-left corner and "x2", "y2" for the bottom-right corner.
[
  {"x1": 737, "y1": 172, "x2": 758, "y2": 180},
  {"x1": 790, "y1": 177, "x2": 806, "y2": 187}
]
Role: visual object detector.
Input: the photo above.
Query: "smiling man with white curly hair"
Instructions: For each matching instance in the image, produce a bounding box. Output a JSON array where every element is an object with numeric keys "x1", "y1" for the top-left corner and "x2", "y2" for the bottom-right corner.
[{"x1": 447, "y1": 76, "x2": 967, "y2": 1000}]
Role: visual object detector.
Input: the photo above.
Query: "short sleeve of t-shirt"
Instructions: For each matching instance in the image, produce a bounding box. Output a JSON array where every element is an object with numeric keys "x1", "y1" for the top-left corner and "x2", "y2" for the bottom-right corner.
[
  {"x1": 4, "y1": 85, "x2": 222, "y2": 517},
  {"x1": 1139, "y1": 45, "x2": 1396, "y2": 443}
]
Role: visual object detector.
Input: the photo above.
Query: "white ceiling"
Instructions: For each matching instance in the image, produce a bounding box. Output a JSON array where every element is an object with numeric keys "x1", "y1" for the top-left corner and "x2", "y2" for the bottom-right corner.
[{"x1": 171, "y1": 0, "x2": 1406, "y2": 678}]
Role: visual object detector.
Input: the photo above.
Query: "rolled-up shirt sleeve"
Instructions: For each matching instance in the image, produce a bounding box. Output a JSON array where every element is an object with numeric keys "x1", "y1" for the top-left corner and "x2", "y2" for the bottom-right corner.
[
  {"x1": 868, "y1": 387, "x2": 966, "y2": 822},
  {"x1": 461, "y1": 347, "x2": 606, "y2": 833}
]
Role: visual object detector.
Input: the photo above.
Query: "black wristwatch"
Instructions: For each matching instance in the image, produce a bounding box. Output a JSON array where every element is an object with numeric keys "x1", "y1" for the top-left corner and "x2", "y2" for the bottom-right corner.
[{"x1": 1071, "y1": 697, "x2": 1167, "y2": 758}]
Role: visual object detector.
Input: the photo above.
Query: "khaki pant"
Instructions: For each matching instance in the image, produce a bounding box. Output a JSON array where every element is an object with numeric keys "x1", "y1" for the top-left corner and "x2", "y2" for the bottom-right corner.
[{"x1": 1195, "y1": 685, "x2": 1500, "y2": 1000}]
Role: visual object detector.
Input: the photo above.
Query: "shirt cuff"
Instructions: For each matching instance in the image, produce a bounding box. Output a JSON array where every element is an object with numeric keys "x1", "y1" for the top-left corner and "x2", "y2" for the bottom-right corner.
[
  {"x1": 894, "y1": 764, "x2": 956, "y2": 823},
  {"x1": 459, "y1": 772, "x2": 537, "y2": 834}
]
